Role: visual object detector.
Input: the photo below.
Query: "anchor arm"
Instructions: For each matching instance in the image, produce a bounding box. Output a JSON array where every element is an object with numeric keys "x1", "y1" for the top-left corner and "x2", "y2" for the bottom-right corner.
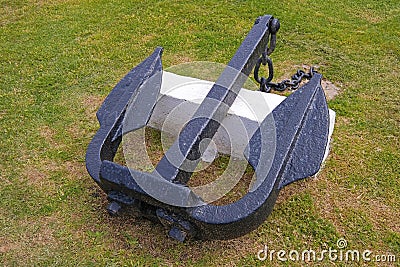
[
  {"x1": 85, "y1": 47, "x2": 163, "y2": 187},
  {"x1": 186, "y1": 74, "x2": 330, "y2": 240}
]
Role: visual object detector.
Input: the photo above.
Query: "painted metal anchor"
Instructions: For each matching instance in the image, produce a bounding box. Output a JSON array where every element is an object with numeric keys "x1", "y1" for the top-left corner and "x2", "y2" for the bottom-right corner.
[{"x1": 85, "y1": 15, "x2": 330, "y2": 241}]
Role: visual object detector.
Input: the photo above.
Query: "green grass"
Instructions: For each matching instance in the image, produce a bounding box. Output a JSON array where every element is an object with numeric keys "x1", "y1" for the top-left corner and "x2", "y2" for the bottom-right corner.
[{"x1": 1, "y1": 0, "x2": 399, "y2": 266}]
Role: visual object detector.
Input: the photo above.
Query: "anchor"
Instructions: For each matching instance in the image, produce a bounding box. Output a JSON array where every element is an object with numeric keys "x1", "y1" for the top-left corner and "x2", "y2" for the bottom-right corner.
[{"x1": 85, "y1": 15, "x2": 334, "y2": 241}]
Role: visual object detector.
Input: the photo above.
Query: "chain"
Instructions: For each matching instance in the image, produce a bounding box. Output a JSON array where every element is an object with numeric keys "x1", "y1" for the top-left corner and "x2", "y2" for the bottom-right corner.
[
  {"x1": 254, "y1": 18, "x2": 318, "y2": 93},
  {"x1": 257, "y1": 65, "x2": 318, "y2": 93}
]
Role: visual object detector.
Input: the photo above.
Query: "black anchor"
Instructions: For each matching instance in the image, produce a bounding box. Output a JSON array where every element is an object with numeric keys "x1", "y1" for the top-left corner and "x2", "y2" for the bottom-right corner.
[{"x1": 85, "y1": 15, "x2": 330, "y2": 241}]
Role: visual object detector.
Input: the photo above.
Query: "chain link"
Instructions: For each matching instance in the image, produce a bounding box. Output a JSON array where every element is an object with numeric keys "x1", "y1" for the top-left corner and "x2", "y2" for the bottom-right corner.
[
  {"x1": 254, "y1": 18, "x2": 317, "y2": 93},
  {"x1": 254, "y1": 56, "x2": 318, "y2": 93}
]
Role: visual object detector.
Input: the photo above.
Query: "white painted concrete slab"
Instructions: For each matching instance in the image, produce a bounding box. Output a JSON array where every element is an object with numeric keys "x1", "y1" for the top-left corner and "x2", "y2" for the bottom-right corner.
[{"x1": 147, "y1": 71, "x2": 335, "y2": 165}]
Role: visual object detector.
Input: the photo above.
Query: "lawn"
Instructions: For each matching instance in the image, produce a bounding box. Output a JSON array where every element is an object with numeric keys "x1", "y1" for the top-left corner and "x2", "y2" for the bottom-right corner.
[{"x1": 0, "y1": 0, "x2": 399, "y2": 266}]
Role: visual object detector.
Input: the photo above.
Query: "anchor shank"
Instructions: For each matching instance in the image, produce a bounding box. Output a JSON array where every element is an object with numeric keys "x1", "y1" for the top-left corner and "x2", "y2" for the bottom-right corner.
[{"x1": 154, "y1": 15, "x2": 277, "y2": 184}]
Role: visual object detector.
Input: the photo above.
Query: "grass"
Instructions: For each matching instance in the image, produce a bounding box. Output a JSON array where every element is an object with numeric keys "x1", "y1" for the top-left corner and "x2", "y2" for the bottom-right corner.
[{"x1": 1, "y1": 0, "x2": 399, "y2": 266}]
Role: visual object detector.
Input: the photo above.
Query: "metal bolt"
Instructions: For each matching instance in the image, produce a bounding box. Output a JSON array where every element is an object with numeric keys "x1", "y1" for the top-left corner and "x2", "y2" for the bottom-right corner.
[
  {"x1": 107, "y1": 201, "x2": 121, "y2": 216},
  {"x1": 168, "y1": 226, "x2": 187, "y2": 242}
]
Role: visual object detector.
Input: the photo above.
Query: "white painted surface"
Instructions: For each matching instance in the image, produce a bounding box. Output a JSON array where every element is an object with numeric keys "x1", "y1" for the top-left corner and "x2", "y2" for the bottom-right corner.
[{"x1": 148, "y1": 71, "x2": 335, "y2": 164}]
